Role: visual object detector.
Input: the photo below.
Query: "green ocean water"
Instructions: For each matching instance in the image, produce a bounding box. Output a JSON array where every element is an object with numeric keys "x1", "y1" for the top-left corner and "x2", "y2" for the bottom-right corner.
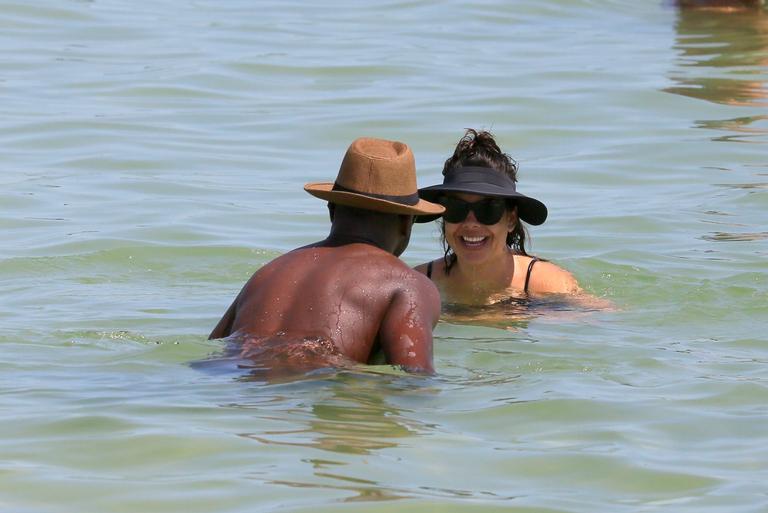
[{"x1": 1, "y1": 1, "x2": 767, "y2": 512}]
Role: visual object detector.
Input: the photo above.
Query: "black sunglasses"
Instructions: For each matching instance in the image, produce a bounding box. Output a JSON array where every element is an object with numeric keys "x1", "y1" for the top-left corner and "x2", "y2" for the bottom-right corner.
[{"x1": 439, "y1": 197, "x2": 511, "y2": 225}]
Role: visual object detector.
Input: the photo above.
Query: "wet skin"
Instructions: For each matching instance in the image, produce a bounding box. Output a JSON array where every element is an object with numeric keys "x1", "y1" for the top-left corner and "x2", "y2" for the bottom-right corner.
[
  {"x1": 210, "y1": 241, "x2": 440, "y2": 374},
  {"x1": 417, "y1": 192, "x2": 580, "y2": 304}
]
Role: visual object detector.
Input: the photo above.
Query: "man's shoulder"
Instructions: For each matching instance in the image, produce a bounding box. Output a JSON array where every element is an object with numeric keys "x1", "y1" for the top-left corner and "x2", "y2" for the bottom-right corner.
[
  {"x1": 317, "y1": 245, "x2": 434, "y2": 288},
  {"x1": 281, "y1": 243, "x2": 415, "y2": 277},
  {"x1": 392, "y1": 263, "x2": 441, "y2": 303},
  {"x1": 315, "y1": 243, "x2": 406, "y2": 265}
]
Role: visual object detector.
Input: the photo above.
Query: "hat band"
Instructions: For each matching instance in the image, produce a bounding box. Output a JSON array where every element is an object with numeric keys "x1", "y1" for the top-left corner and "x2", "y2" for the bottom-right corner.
[
  {"x1": 332, "y1": 183, "x2": 420, "y2": 206},
  {"x1": 444, "y1": 166, "x2": 517, "y2": 191}
]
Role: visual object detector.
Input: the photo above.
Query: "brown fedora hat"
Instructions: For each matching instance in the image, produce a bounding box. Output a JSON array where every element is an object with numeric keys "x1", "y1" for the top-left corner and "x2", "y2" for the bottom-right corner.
[{"x1": 304, "y1": 137, "x2": 444, "y2": 222}]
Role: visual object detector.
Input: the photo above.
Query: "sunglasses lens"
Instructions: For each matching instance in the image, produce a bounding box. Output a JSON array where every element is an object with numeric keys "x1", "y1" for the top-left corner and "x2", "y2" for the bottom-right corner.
[
  {"x1": 474, "y1": 200, "x2": 506, "y2": 225},
  {"x1": 440, "y1": 198, "x2": 469, "y2": 223},
  {"x1": 440, "y1": 197, "x2": 507, "y2": 225}
]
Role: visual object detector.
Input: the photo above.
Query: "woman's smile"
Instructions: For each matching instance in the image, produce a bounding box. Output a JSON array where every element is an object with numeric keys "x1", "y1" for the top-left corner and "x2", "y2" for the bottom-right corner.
[
  {"x1": 450, "y1": 230, "x2": 500, "y2": 261},
  {"x1": 445, "y1": 193, "x2": 512, "y2": 263},
  {"x1": 459, "y1": 234, "x2": 488, "y2": 248},
  {"x1": 416, "y1": 128, "x2": 581, "y2": 301}
]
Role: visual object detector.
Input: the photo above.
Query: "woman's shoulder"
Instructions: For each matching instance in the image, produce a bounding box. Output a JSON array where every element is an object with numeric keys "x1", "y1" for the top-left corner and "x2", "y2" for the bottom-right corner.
[
  {"x1": 414, "y1": 258, "x2": 445, "y2": 280},
  {"x1": 413, "y1": 261, "x2": 430, "y2": 275},
  {"x1": 522, "y1": 255, "x2": 581, "y2": 294}
]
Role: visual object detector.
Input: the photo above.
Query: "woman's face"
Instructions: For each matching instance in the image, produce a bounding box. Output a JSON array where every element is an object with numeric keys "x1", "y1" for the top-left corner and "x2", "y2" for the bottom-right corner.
[{"x1": 442, "y1": 192, "x2": 517, "y2": 266}]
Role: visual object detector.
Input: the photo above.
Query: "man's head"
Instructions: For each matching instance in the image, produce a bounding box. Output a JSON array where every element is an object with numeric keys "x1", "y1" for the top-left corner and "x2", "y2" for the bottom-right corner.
[
  {"x1": 304, "y1": 137, "x2": 444, "y2": 219},
  {"x1": 305, "y1": 137, "x2": 443, "y2": 256}
]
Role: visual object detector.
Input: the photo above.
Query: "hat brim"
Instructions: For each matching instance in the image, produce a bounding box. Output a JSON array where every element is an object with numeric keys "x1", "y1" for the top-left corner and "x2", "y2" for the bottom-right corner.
[
  {"x1": 417, "y1": 183, "x2": 548, "y2": 225},
  {"x1": 305, "y1": 182, "x2": 445, "y2": 222}
]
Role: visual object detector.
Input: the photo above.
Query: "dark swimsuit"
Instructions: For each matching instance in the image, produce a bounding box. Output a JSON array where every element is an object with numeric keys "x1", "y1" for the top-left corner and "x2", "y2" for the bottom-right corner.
[{"x1": 426, "y1": 256, "x2": 539, "y2": 294}]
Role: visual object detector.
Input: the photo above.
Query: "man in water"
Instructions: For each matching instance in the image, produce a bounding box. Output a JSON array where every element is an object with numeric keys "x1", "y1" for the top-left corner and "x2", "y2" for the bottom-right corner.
[{"x1": 209, "y1": 137, "x2": 445, "y2": 375}]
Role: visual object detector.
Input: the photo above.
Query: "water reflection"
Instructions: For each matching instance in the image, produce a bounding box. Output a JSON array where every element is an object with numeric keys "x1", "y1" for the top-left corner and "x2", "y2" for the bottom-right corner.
[
  {"x1": 239, "y1": 372, "x2": 430, "y2": 454},
  {"x1": 265, "y1": 477, "x2": 408, "y2": 502},
  {"x1": 441, "y1": 297, "x2": 535, "y2": 330},
  {"x1": 694, "y1": 115, "x2": 768, "y2": 143},
  {"x1": 441, "y1": 294, "x2": 614, "y2": 331},
  {"x1": 236, "y1": 372, "x2": 436, "y2": 501},
  {"x1": 701, "y1": 231, "x2": 768, "y2": 240},
  {"x1": 665, "y1": 3, "x2": 768, "y2": 139}
]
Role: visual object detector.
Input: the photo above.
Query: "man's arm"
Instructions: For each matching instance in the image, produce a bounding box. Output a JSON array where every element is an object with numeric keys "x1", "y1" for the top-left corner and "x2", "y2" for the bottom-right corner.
[
  {"x1": 208, "y1": 297, "x2": 238, "y2": 340},
  {"x1": 379, "y1": 275, "x2": 441, "y2": 374}
]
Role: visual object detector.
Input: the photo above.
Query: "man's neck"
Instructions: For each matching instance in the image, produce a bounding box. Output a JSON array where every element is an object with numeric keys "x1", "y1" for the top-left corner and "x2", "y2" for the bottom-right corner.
[
  {"x1": 324, "y1": 211, "x2": 399, "y2": 254},
  {"x1": 323, "y1": 232, "x2": 388, "y2": 250}
]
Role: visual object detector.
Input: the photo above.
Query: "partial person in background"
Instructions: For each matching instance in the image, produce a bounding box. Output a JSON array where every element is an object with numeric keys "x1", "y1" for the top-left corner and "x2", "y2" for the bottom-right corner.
[
  {"x1": 672, "y1": 0, "x2": 764, "y2": 11},
  {"x1": 210, "y1": 137, "x2": 444, "y2": 375},
  {"x1": 665, "y1": 0, "x2": 768, "y2": 108},
  {"x1": 415, "y1": 129, "x2": 580, "y2": 306}
]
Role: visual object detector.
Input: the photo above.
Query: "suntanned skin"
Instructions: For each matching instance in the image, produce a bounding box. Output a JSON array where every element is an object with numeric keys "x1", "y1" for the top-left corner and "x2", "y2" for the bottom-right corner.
[
  {"x1": 415, "y1": 193, "x2": 579, "y2": 306},
  {"x1": 415, "y1": 253, "x2": 579, "y2": 305},
  {"x1": 210, "y1": 205, "x2": 441, "y2": 374}
]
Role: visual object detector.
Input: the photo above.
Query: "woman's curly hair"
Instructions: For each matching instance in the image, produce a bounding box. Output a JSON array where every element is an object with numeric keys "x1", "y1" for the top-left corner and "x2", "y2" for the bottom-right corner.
[{"x1": 440, "y1": 129, "x2": 530, "y2": 274}]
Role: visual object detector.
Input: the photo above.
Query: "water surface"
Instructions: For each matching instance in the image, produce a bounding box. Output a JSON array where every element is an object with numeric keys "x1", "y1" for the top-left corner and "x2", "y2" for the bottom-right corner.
[{"x1": 1, "y1": 1, "x2": 767, "y2": 512}]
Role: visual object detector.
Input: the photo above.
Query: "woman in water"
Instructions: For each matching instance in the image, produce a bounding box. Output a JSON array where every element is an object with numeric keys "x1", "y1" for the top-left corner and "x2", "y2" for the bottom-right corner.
[{"x1": 416, "y1": 129, "x2": 580, "y2": 305}]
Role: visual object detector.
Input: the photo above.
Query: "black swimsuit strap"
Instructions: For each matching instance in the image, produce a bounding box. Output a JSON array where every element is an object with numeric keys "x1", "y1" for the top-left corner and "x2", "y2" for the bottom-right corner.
[
  {"x1": 431, "y1": 256, "x2": 536, "y2": 289},
  {"x1": 524, "y1": 257, "x2": 539, "y2": 294}
]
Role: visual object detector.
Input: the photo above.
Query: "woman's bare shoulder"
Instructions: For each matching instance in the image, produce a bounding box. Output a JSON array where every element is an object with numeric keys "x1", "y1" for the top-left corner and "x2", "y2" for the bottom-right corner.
[
  {"x1": 414, "y1": 261, "x2": 430, "y2": 275},
  {"x1": 528, "y1": 258, "x2": 581, "y2": 294},
  {"x1": 414, "y1": 258, "x2": 445, "y2": 278},
  {"x1": 526, "y1": 257, "x2": 616, "y2": 309}
]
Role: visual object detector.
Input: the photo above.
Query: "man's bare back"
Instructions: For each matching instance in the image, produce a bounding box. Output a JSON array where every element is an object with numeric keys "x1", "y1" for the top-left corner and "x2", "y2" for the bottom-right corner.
[
  {"x1": 210, "y1": 242, "x2": 440, "y2": 373},
  {"x1": 208, "y1": 137, "x2": 444, "y2": 375}
]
